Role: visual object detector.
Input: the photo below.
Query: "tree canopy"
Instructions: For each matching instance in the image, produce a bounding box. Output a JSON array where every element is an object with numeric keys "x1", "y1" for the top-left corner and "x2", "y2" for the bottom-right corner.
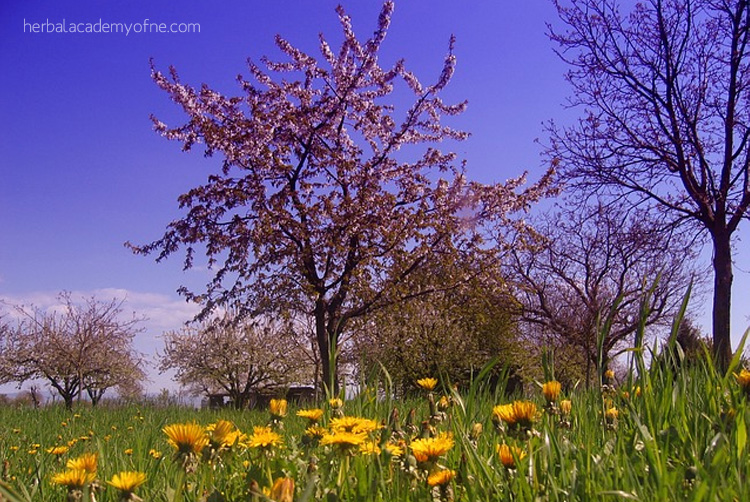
[
  {"x1": 549, "y1": 0, "x2": 750, "y2": 370},
  {"x1": 132, "y1": 1, "x2": 553, "y2": 392},
  {"x1": 0, "y1": 293, "x2": 146, "y2": 408}
]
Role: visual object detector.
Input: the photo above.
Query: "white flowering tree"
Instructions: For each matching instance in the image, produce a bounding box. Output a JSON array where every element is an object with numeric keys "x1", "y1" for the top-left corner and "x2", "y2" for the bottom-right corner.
[
  {"x1": 0, "y1": 293, "x2": 146, "y2": 408},
  {"x1": 160, "y1": 314, "x2": 313, "y2": 409},
  {"x1": 131, "y1": 1, "x2": 553, "y2": 392}
]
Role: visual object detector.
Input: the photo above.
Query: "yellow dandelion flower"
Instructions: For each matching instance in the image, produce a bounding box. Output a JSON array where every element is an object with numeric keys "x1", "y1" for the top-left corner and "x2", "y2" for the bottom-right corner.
[
  {"x1": 497, "y1": 443, "x2": 526, "y2": 469},
  {"x1": 329, "y1": 416, "x2": 381, "y2": 434},
  {"x1": 542, "y1": 381, "x2": 562, "y2": 403},
  {"x1": 46, "y1": 445, "x2": 69, "y2": 456},
  {"x1": 427, "y1": 469, "x2": 456, "y2": 487},
  {"x1": 437, "y1": 395, "x2": 451, "y2": 411},
  {"x1": 269, "y1": 477, "x2": 294, "y2": 502},
  {"x1": 207, "y1": 420, "x2": 238, "y2": 448},
  {"x1": 269, "y1": 399, "x2": 288, "y2": 418},
  {"x1": 328, "y1": 398, "x2": 343, "y2": 409},
  {"x1": 493, "y1": 401, "x2": 538, "y2": 429},
  {"x1": 559, "y1": 399, "x2": 572, "y2": 416},
  {"x1": 107, "y1": 471, "x2": 147, "y2": 493},
  {"x1": 163, "y1": 423, "x2": 209, "y2": 455},
  {"x1": 359, "y1": 440, "x2": 382, "y2": 455},
  {"x1": 604, "y1": 369, "x2": 615, "y2": 382},
  {"x1": 28, "y1": 449, "x2": 38, "y2": 455},
  {"x1": 410, "y1": 432, "x2": 454, "y2": 463},
  {"x1": 51, "y1": 469, "x2": 95, "y2": 489},
  {"x1": 10, "y1": 446, "x2": 19, "y2": 452},
  {"x1": 248, "y1": 426, "x2": 283, "y2": 449},
  {"x1": 735, "y1": 369, "x2": 750, "y2": 391},
  {"x1": 124, "y1": 448, "x2": 133, "y2": 456},
  {"x1": 296, "y1": 408, "x2": 324, "y2": 422},
  {"x1": 320, "y1": 431, "x2": 367, "y2": 451},
  {"x1": 605, "y1": 407, "x2": 619, "y2": 421},
  {"x1": 148, "y1": 449, "x2": 162, "y2": 459},
  {"x1": 383, "y1": 441, "x2": 405, "y2": 457},
  {"x1": 416, "y1": 377, "x2": 438, "y2": 391},
  {"x1": 66, "y1": 452, "x2": 97, "y2": 473}
]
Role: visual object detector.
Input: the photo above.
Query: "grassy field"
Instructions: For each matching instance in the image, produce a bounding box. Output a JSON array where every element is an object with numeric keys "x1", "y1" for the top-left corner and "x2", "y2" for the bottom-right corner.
[{"x1": 2, "y1": 347, "x2": 750, "y2": 502}]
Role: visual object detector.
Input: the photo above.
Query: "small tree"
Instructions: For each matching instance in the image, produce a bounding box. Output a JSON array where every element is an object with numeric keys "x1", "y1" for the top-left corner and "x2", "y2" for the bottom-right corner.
[
  {"x1": 159, "y1": 314, "x2": 312, "y2": 408},
  {"x1": 549, "y1": 0, "x2": 750, "y2": 370},
  {"x1": 508, "y1": 201, "x2": 699, "y2": 385},
  {"x1": 131, "y1": 1, "x2": 552, "y2": 393},
  {"x1": 354, "y1": 262, "x2": 525, "y2": 395},
  {"x1": 0, "y1": 293, "x2": 146, "y2": 409}
]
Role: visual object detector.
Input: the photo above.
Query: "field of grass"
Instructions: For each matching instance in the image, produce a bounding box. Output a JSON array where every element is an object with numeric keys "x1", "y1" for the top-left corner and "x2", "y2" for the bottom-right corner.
[{"x1": 2, "y1": 346, "x2": 750, "y2": 502}]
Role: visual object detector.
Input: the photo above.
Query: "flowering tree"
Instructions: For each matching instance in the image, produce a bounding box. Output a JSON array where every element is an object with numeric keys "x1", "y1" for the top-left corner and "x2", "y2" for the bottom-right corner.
[
  {"x1": 0, "y1": 293, "x2": 146, "y2": 408},
  {"x1": 549, "y1": 0, "x2": 750, "y2": 370},
  {"x1": 131, "y1": 1, "x2": 552, "y2": 392},
  {"x1": 160, "y1": 314, "x2": 312, "y2": 409}
]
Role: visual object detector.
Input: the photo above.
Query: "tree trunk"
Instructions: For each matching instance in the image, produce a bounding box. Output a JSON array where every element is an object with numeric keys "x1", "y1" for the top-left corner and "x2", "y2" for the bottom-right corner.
[
  {"x1": 314, "y1": 300, "x2": 334, "y2": 395},
  {"x1": 711, "y1": 229, "x2": 733, "y2": 373}
]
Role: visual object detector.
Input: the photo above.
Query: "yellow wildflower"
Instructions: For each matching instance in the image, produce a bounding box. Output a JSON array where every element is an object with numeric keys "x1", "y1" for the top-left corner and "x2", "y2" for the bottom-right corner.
[
  {"x1": 248, "y1": 426, "x2": 283, "y2": 449},
  {"x1": 296, "y1": 408, "x2": 324, "y2": 422},
  {"x1": 359, "y1": 440, "x2": 382, "y2": 455},
  {"x1": 269, "y1": 399, "x2": 288, "y2": 418},
  {"x1": 559, "y1": 399, "x2": 572, "y2": 416},
  {"x1": 107, "y1": 471, "x2": 147, "y2": 493},
  {"x1": 163, "y1": 423, "x2": 209, "y2": 456},
  {"x1": 51, "y1": 469, "x2": 95, "y2": 489},
  {"x1": 268, "y1": 477, "x2": 294, "y2": 502},
  {"x1": 410, "y1": 432, "x2": 454, "y2": 463},
  {"x1": 383, "y1": 441, "x2": 405, "y2": 458},
  {"x1": 542, "y1": 381, "x2": 562, "y2": 403},
  {"x1": 207, "y1": 420, "x2": 239, "y2": 448},
  {"x1": 320, "y1": 431, "x2": 367, "y2": 452},
  {"x1": 124, "y1": 448, "x2": 133, "y2": 456},
  {"x1": 492, "y1": 401, "x2": 538, "y2": 429},
  {"x1": 46, "y1": 445, "x2": 69, "y2": 456},
  {"x1": 427, "y1": 469, "x2": 456, "y2": 487},
  {"x1": 328, "y1": 398, "x2": 343, "y2": 409},
  {"x1": 497, "y1": 443, "x2": 527, "y2": 469},
  {"x1": 735, "y1": 369, "x2": 750, "y2": 393},
  {"x1": 605, "y1": 407, "x2": 619, "y2": 421},
  {"x1": 66, "y1": 452, "x2": 97, "y2": 473},
  {"x1": 329, "y1": 416, "x2": 381, "y2": 434},
  {"x1": 148, "y1": 449, "x2": 162, "y2": 459},
  {"x1": 416, "y1": 377, "x2": 438, "y2": 391}
]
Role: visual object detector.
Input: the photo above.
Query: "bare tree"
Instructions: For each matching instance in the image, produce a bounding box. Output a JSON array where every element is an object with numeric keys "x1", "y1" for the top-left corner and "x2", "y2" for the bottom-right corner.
[
  {"x1": 159, "y1": 314, "x2": 312, "y2": 408},
  {"x1": 130, "y1": 1, "x2": 553, "y2": 392},
  {"x1": 0, "y1": 293, "x2": 146, "y2": 409},
  {"x1": 548, "y1": 0, "x2": 750, "y2": 370},
  {"x1": 508, "y1": 201, "x2": 700, "y2": 385}
]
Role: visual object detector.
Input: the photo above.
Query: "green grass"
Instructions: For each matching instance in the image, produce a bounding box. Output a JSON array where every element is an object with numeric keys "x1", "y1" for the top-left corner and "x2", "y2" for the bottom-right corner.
[{"x1": 2, "y1": 352, "x2": 750, "y2": 501}]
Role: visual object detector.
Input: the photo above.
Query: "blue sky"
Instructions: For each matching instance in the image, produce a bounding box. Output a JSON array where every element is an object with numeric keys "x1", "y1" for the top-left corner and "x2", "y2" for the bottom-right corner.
[{"x1": 1, "y1": 0, "x2": 747, "y2": 394}]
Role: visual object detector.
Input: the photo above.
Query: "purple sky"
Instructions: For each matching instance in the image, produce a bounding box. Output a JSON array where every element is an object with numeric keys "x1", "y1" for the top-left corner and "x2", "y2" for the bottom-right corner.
[{"x1": 1, "y1": 0, "x2": 747, "y2": 393}]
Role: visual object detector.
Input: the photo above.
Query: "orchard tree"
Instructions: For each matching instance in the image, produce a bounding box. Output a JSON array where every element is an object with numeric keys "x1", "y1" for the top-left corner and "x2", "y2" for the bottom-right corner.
[
  {"x1": 0, "y1": 293, "x2": 146, "y2": 409},
  {"x1": 508, "y1": 201, "x2": 699, "y2": 385},
  {"x1": 131, "y1": 1, "x2": 553, "y2": 392},
  {"x1": 549, "y1": 0, "x2": 750, "y2": 370},
  {"x1": 354, "y1": 263, "x2": 525, "y2": 396},
  {"x1": 159, "y1": 314, "x2": 313, "y2": 409}
]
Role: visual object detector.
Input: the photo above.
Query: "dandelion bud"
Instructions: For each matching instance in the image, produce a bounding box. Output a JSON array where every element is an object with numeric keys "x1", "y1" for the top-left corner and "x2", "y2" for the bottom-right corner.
[
  {"x1": 269, "y1": 477, "x2": 294, "y2": 502},
  {"x1": 542, "y1": 381, "x2": 562, "y2": 403}
]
